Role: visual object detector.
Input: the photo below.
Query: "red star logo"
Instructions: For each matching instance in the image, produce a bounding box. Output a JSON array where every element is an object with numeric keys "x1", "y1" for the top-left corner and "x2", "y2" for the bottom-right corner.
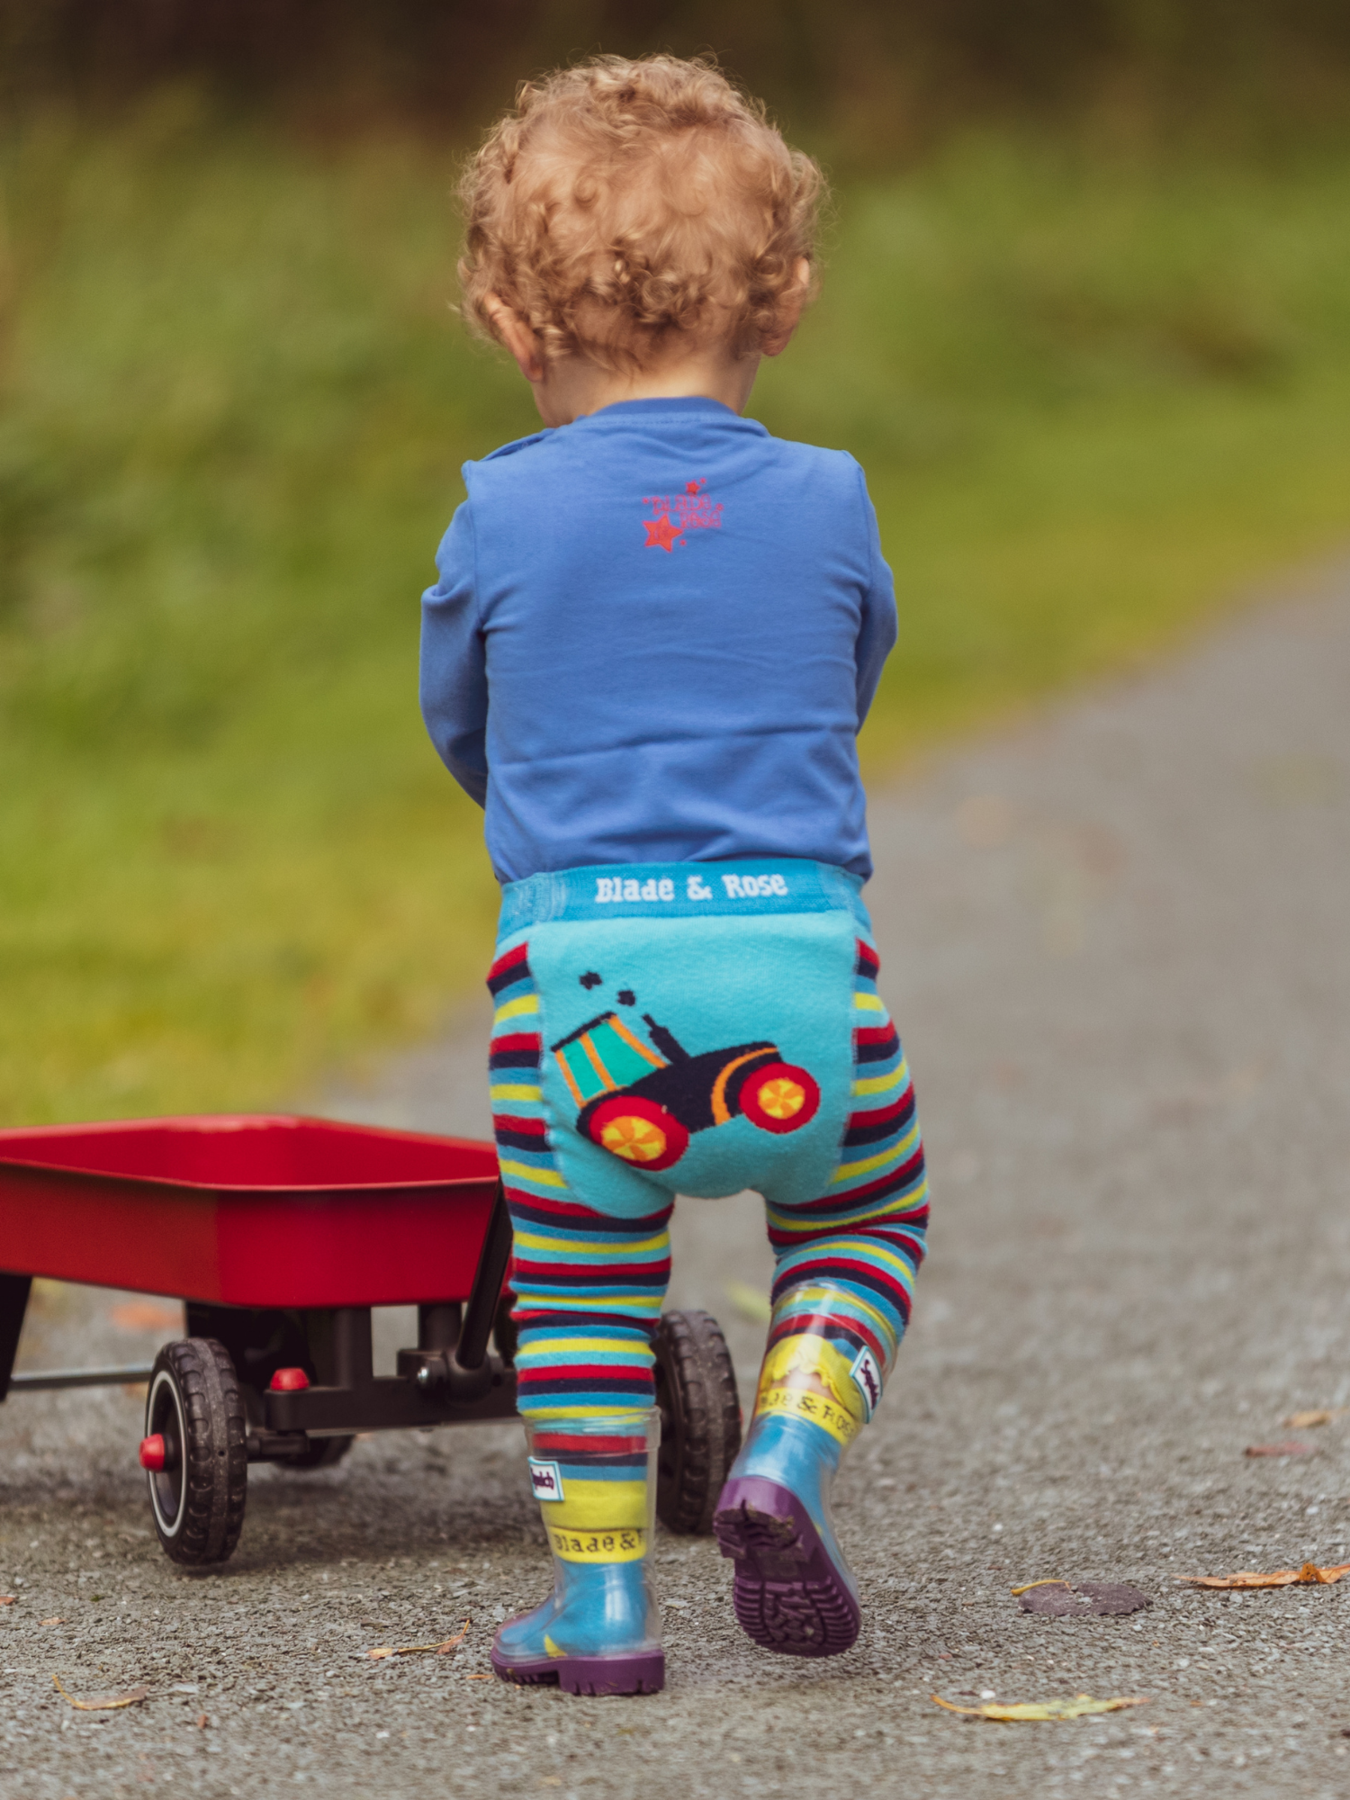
[
  {"x1": 644, "y1": 513, "x2": 682, "y2": 553},
  {"x1": 685, "y1": 481, "x2": 702, "y2": 494}
]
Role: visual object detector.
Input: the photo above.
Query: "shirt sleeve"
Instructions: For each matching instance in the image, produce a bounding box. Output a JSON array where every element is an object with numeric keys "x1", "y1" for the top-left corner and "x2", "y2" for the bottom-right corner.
[
  {"x1": 419, "y1": 500, "x2": 489, "y2": 808},
  {"x1": 854, "y1": 464, "x2": 898, "y2": 728}
]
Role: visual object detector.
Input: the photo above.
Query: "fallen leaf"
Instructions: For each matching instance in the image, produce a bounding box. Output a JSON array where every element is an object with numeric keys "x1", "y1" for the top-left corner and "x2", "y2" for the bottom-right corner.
[
  {"x1": 366, "y1": 1618, "x2": 470, "y2": 1660},
  {"x1": 41, "y1": 1618, "x2": 66, "y2": 1627},
  {"x1": 724, "y1": 1280, "x2": 771, "y2": 1326},
  {"x1": 465, "y1": 1673, "x2": 493, "y2": 1680},
  {"x1": 1245, "y1": 1441, "x2": 1315, "y2": 1457},
  {"x1": 933, "y1": 1693, "x2": 1149, "y2": 1722},
  {"x1": 109, "y1": 1301, "x2": 182, "y2": 1333},
  {"x1": 1016, "y1": 1581, "x2": 1149, "y2": 1617},
  {"x1": 0, "y1": 1596, "x2": 13, "y2": 1606},
  {"x1": 1285, "y1": 1409, "x2": 1345, "y2": 1429},
  {"x1": 1010, "y1": 1580, "x2": 1071, "y2": 1596},
  {"x1": 1178, "y1": 1562, "x2": 1350, "y2": 1590},
  {"x1": 196, "y1": 1713, "x2": 209, "y2": 1730},
  {"x1": 53, "y1": 1675, "x2": 149, "y2": 1712}
]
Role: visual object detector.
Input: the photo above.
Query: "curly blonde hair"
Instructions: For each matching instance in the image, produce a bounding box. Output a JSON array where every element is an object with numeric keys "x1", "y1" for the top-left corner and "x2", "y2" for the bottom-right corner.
[{"x1": 457, "y1": 54, "x2": 826, "y2": 371}]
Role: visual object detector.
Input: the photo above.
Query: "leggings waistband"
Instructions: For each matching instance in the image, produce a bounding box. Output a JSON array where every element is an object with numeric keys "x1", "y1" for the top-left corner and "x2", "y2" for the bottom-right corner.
[{"x1": 497, "y1": 858, "x2": 868, "y2": 936}]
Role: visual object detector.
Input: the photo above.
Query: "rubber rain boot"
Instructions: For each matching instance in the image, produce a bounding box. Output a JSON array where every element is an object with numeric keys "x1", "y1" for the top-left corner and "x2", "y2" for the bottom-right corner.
[
  {"x1": 714, "y1": 1282, "x2": 898, "y2": 1656},
  {"x1": 491, "y1": 1408, "x2": 663, "y2": 1695}
]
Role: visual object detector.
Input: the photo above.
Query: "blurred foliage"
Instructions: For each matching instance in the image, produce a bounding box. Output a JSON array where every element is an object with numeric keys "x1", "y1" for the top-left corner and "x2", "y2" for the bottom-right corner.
[
  {"x1": 3, "y1": 104, "x2": 1350, "y2": 1122},
  {"x1": 3, "y1": 0, "x2": 1350, "y2": 160}
]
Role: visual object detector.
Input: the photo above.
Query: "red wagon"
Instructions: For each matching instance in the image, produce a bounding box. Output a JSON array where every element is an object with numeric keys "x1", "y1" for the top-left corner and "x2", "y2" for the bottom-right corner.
[{"x1": 0, "y1": 1115, "x2": 739, "y2": 1567}]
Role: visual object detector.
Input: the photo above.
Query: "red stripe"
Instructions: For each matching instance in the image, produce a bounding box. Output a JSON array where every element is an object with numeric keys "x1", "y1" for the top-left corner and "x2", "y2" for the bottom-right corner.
[
  {"x1": 844, "y1": 1090, "x2": 913, "y2": 1133},
  {"x1": 488, "y1": 942, "x2": 530, "y2": 984},
  {"x1": 853, "y1": 1024, "x2": 898, "y2": 1047},
  {"x1": 530, "y1": 1433, "x2": 649, "y2": 1455},
  {"x1": 494, "y1": 1114, "x2": 548, "y2": 1138},
  {"x1": 519, "y1": 1363, "x2": 649, "y2": 1384},
  {"x1": 490, "y1": 1031, "x2": 542, "y2": 1055},
  {"x1": 855, "y1": 939, "x2": 880, "y2": 978}
]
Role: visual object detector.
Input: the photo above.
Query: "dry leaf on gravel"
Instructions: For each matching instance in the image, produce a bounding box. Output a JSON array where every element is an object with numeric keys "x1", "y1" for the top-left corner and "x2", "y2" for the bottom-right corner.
[
  {"x1": 724, "y1": 1281, "x2": 772, "y2": 1325},
  {"x1": 933, "y1": 1693, "x2": 1149, "y2": 1722},
  {"x1": 109, "y1": 1301, "x2": 182, "y2": 1333},
  {"x1": 1245, "y1": 1441, "x2": 1315, "y2": 1457},
  {"x1": 1178, "y1": 1562, "x2": 1350, "y2": 1589},
  {"x1": 40, "y1": 1618, "x2": 65, "y2": 1626},
  {"x1": 53, "y1": 1675, "x2": 149, "y2": 1712},
  {"x1": 366, "y1": 1619, "x2": 470, "y2": 1660},
  {"x1": 1285, "y1": 1409, "x2": 1345, "y2": 1429},
  {"x1": 0, "y1": 1596, "x2": 13, "y2": 1606}
]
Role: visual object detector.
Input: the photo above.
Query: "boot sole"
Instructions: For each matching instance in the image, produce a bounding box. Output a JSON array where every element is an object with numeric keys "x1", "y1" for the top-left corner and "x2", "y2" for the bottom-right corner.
[
  {"x1": 714, "y1": 1475, "x2": 860, "y2": 1657},
  {"x1": 490, "y1": 1644, "x2": 664, "y2": 1696}
]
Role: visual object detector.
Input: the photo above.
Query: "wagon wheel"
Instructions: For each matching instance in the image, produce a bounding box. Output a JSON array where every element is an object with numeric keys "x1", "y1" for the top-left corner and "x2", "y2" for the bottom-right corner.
[
  {"x1": 586, "y1": 1095, "x2": 689, "y2": 1171},
  {"x1": 141, "y1": 1338, "x2": 248, "y2": 1566},
  {"x1": 738, "y1": 1061, "x2": 821, "y2": 1134},
  {"x1": 653, "y1": 1310, "x2": 741, "y2": 1534}
]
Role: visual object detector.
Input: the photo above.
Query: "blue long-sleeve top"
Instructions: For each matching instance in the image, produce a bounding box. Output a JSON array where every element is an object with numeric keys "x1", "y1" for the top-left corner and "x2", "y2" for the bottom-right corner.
[{"x1": 419, "y1": 396, "x2": 896, "y2": 884}]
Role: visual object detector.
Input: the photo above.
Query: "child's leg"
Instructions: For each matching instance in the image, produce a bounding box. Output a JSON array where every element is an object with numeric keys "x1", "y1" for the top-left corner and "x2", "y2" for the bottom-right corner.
[
  {"x1": 715, "y1": 942, "x2": 929, "y2": 1656},
  {"x1": 488, "y1": 939, "x2": 670, "y2": 1695}
]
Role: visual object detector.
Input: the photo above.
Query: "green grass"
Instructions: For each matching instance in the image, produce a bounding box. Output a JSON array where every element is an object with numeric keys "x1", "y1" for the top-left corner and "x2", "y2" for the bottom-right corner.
[{"x1": 4, "y1": 104, "x2": 1350, "y2": 1125}]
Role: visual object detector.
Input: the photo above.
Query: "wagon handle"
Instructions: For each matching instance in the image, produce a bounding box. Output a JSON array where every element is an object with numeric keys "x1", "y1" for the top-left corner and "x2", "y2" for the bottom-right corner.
[
  {"x1": 417, "y1": 1180, "x2": 512, "y2": 1400},
  {"x1": 457, "y1": 1179, "x2": 512, "y2": 1372}
]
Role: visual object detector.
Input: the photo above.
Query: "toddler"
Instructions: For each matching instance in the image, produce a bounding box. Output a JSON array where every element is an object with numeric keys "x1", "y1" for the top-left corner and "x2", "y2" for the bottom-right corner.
[{"x1": 420, "y1": 54, "x2": 928, "y2": 1695}]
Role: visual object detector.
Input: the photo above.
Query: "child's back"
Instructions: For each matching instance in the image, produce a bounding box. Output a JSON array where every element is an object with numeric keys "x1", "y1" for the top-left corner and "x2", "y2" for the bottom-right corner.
[
  {"x1": 421, "y1": 398, "x2": 895, "y2": 881},
  {"x1": 419, "y1": 52, "x2": 927, "y2": 1699}
]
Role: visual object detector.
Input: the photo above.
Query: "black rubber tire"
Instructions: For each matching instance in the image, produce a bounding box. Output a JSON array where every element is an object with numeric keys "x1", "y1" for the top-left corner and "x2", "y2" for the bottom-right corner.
[
  {"x1": 653, "y1": 1309, "x2": 742, "y2": 1535},
  {"x1": 282, "y1": 1435, "x2": 354, "y2": 1471},
  {"x1": 144, "y1": 1338, "x2": 248, "y2": 1566}
]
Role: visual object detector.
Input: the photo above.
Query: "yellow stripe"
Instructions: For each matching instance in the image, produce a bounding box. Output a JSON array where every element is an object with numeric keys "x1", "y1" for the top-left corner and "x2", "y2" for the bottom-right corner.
[
  {"x1": 513, "y1": 1229, "x2": 668, "y2": 1256},
  {"x1": 493, "y1": 994, "x2": 539, "y2": 1028},
  {"x1": 517, "y1": 1336, "x2": 649, "y2": 1354},
  {"x1": 851, "y1": 1067, "x2": 906, "y2": 1097},
  {"x1": 517, "y1": 1298, "x2": 657, "y2": 1315},
  {"x1": 546, "y1": 1527, "x2": 647, "y2": 1565},
  {"x1": 498, "y1": 1159, "x2": 568, "y2": 1189},
  {"x1": 831, "y1": 1123, "x2": 921, "y2": 1184},
  {"x1": 852, "y1": 992, "x2": 886, "y2": 1013},
  {"x1": 490, "y1": 1083, "x2": 542, "y2": 1103}
]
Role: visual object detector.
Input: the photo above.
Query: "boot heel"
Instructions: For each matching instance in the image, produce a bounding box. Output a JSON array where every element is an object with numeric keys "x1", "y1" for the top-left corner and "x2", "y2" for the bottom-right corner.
[{"x1": 714, "y1": 1475, "x2": 860, "y2": 1656}]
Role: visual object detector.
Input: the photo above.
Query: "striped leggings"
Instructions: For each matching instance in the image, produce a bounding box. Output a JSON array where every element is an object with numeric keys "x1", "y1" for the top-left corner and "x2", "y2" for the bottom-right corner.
[{"x1": 485, "y1": 873, "x2": 928, "y2": 1420}]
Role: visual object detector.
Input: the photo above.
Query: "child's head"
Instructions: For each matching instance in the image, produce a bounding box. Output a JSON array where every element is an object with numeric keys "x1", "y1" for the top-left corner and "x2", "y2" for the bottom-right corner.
[{"x1": 458, "y1": 54, "x2": 825, "y2": 385}]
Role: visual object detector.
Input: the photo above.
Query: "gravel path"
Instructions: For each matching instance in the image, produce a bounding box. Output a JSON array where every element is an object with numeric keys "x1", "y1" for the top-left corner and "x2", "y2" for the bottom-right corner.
[{"x1": 5, "y1": 564, "x2": 1350, "y2": 1797}]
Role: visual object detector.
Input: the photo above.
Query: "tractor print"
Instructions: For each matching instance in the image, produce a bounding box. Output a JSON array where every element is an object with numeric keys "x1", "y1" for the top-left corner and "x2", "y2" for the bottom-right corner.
[{"x1": 551, "y1": 1009, "x2": 820, "y2": 1172}]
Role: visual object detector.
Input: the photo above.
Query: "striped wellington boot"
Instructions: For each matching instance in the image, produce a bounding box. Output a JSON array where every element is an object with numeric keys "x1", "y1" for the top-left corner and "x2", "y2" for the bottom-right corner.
[
  {"x1": 491, "y1": 1409, "x2": 663, "y2": 1696},
  {"x1": 714, "y1": 1283, "x2": 897, "y2": 1657}
]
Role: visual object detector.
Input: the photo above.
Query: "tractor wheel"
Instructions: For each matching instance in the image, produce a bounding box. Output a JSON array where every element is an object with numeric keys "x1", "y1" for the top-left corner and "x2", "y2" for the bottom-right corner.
[
  {"x1": 586, "y1": 1094, "x2": 689, "y2": 1171},
  {"x1": 738, "y1": 1061, "x2": 821, "y2": 1134},
  {"x1": 653, "y1": 1310, "x2": 742, "y2": 1534},
  {"x1": 142, "y1": 1338, "x2": 248, "y2": 1566}
]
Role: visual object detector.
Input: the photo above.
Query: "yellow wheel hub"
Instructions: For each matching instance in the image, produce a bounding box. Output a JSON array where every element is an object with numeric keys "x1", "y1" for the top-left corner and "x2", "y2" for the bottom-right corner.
[
  {"x1": 757, "y1": 1077, "x2": 806, "y2": 1120},
  {"x1": 600, "y1": 1114, "x2": 668, "y2": 1163}
]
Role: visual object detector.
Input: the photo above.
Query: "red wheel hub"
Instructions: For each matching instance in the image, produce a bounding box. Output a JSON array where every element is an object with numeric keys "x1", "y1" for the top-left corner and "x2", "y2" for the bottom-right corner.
[
  {"x1": 138, "y1": 1433, "x2": 167, "y2": 1471},
  {"x1": 586, "y1": 1095, "x2": 690, "y2": 1172},
  {"x1": 739, "y1": 1062, "x2": 821, "y2": 1134},
  {"x1": 269, "y1": 1366, "x2": 310, "y2": 1392}
]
